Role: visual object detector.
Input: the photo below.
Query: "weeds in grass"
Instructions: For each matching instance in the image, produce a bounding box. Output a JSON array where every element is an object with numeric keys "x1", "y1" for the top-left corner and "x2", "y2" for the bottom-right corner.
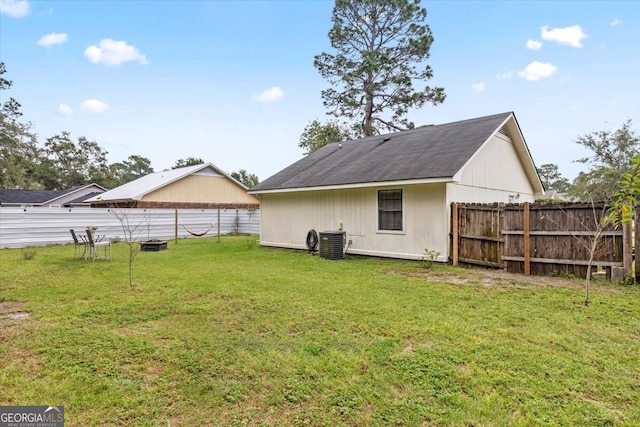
[
  {"x1": 21, "y1": 248, "x2": 36, "y2": 260},
  {"x1": 420, "y1": 248, "x2": 440, "y2": 269},
  {"x1": 552, "y1": 269, "x2": 578, "y2": 280},
  {"x1": 246, "y1": 237, "x2": 257, "y2": 250},
  {"x1": 618, "y1": 274, "x2": 635, "y2": 286}
]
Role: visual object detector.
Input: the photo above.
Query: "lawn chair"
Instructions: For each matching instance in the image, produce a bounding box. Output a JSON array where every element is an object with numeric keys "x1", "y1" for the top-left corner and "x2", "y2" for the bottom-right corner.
[
  {"x1": 69, "y1": 229, "x2": 88, "y2": 259},
  {"x1": 86, "y1": 229, "x2": 111, "y2": 261}
]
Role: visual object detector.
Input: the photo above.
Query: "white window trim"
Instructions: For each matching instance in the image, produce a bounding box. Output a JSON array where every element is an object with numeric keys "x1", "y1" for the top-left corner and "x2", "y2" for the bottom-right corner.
[{"x1": 376, "y1": 187, "x2": 406, "y2": 235}]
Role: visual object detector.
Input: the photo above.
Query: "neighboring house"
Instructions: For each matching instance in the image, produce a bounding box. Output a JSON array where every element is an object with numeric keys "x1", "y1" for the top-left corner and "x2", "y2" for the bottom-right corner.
[
  {"x1": 537, "y1": 189, "x2": 559, "y2": 200},
  {"x1": 249, "y1": 112, "x2": 544, "y2": 261},
  {"x1": 536, "y1": 189, "x2": 572, "y2": 201},
  {"x1": 86, "y1": 163, "x2": 260, "y2": 209},
  {"x1": 541, "y1": 189, "x2": 559, "y2": 199},
  {"x1": 0, "y1": 184, "x2": 107, "y2": 207}
]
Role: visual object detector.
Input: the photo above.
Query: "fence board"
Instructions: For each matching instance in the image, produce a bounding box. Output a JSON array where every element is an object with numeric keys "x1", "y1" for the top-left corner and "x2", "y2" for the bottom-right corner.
[{"x1": 454, "y1": 203, "x2": 504, "y2": 268}]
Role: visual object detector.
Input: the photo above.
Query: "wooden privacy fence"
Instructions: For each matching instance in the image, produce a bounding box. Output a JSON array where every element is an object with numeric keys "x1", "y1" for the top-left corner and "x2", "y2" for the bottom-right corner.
[{"x1": 450, "y1": 202, "x2": 632, "y2": 279}]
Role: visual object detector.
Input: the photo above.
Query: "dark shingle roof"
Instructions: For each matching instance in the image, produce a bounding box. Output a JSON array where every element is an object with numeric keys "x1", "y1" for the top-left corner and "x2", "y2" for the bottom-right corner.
[
  {"x1": 252, "y1": 112, "x2": 514, "y2": 192},
  {"x1": 0, "y1": 184, "x2": 107, "y2": 205},
  {"x1": 0, "y1": 189, "x2": 67, "y2": 204},
  {"x1": 65, "y1": 192, "x2": 104, "y2": 206}
]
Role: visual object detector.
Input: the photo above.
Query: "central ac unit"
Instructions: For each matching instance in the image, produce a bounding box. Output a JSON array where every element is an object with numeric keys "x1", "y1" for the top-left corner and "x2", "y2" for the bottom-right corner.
[{"x1": 319, "y1": 231, "x2": 346, "y2": 260}]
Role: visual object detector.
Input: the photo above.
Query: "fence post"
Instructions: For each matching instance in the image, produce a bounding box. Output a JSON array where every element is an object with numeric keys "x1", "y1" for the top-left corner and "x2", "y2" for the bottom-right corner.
[
  {"x1": 451, "y1": 203, "x2": 459, "y2": 266},
  {"x1": 174, "y1": 208, "x2": 178, "y2": 243},
  {"x1": 217, "y1": 209, "x2": 221, "y2": 243},
  {"x1": 623, "y1": 221, "x2": 633, "y2": 283},
  {"x1": 523, "y1": 202, "x2": 530, "y2": 276},
  {"x1": 636, "y1": 203, "x2": 640, "y2": 284}
]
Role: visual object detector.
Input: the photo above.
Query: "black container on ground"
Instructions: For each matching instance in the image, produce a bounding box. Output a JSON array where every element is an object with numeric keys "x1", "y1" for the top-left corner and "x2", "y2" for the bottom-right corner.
[{"x1": 140, "y1": 240, "x2": 168, "y2": 251}]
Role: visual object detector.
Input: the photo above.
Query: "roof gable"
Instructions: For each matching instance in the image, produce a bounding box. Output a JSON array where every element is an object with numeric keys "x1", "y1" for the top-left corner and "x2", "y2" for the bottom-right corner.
[
  {"x1": 251, "y1": 112, "x2": 540, "y2": 193},
  {"x1": 87, "y1": 163, "x2": 247, "y2": 203}
]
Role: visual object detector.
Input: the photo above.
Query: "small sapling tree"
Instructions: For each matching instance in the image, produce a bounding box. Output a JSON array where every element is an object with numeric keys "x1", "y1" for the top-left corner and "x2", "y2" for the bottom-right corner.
[{"x1": 109, "y1": 203, "x2": 149, "y2": 289}]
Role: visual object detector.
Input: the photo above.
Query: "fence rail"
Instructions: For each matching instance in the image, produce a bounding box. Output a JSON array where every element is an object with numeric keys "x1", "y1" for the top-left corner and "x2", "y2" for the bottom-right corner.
[
  {"x1": 451, "y1": 202, "x2": 630, "y2": 279},
  {"x1": 0, "y1": 207, "x2": 260, "y2": 249}
]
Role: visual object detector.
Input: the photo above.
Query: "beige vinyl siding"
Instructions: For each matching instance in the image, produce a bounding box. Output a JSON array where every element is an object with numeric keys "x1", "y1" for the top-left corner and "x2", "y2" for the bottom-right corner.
[
  {"x1": 455, "y1": 133, "x2": 535, "y2": 203},
  {"x1": 259, "y1": 183, "x2": 448, "y2": 260},
  {"x1": 142, "y1": 175, "x2": 259, "y2": 204}
]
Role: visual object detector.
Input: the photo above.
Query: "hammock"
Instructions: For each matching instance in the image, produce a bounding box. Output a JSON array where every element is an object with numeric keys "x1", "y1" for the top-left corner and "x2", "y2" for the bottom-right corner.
[{"x1": 181, "y1": 222, "x2": 216, "y2": 237}]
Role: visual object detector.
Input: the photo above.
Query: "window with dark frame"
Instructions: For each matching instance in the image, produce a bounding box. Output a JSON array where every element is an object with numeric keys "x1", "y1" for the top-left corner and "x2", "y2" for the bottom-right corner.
[{"x1": 378, "y1": 189, "x2": 403, "y2": 231}]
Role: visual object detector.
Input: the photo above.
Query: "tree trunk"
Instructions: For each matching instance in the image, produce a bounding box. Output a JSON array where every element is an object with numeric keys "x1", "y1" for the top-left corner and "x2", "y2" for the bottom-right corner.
[
  {"x1": 622, "y1": 222, "x2": 633, "y2": 283},
  {"x1": 585, "y1": 233, "x2": 600, "y2": 306},
  {"x1": 129, "y1": 244, "x2": 134, "y2": 290},
  {"x1": 364, "y1": 95, "x2": 374, "y2": 136}
]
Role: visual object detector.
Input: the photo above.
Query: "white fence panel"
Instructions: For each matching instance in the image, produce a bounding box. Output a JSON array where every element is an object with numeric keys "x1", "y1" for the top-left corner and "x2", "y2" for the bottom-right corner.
[{"x1": 0, "y1": 207, "x2": 260, "y2": 249}]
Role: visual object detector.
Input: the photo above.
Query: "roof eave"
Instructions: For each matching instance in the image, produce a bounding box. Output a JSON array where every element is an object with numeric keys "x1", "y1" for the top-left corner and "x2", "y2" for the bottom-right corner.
[
  {"x1": 249, "y1": 177, "x2": 454, "y2": 195},
  {"x1": 507, "y1": 115, "x2": 545, "y2": 195},
  {"x1": 88, "y1": 198, "x2": 135, "y2": 205}
]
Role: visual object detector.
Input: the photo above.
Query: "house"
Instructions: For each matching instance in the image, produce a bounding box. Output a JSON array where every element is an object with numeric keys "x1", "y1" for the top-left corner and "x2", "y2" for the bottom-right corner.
[
  {"x1": 249, "y1": 112, "x2": 544, "y2": 261},
  {"x1": 536, "y1": 189, "x2": 572, "y2": 201},
  {"x1": 86, "y1": 163, "x2": 260, "y2": 209},
  {"x1": 0, "y1": 183, "x2": 107, "y2": 207}
]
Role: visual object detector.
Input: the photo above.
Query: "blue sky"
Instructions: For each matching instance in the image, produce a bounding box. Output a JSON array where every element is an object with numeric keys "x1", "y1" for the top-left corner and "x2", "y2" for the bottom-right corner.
[{"x1": 1, "y1": 0, "x2": 639, "y2": 182}]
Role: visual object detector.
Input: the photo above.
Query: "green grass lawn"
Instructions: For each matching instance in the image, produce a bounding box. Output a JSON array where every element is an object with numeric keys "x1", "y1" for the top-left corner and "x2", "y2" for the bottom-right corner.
[{"x1": 1, "y1": 237, "x2": 639, "y2": 426}]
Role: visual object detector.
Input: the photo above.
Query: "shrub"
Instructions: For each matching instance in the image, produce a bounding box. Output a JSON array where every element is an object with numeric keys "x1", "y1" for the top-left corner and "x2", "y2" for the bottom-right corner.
[{"x1": 421, "y1": 248, "x2": 440, "y2": 269}]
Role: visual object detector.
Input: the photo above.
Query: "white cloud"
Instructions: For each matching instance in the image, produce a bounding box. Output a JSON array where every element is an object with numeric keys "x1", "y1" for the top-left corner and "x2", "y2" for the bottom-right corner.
[
  {"x1": 57, "y1": 104, "x2": 73, "y2": 115},
  {"x1": 257, "y1": 86, "x2": 284, "y2": 103},
  {"x1": 80, "y1": 99, "x2": 109, "y2": 113},
  {"x1": 0, "y1": 0, "x2": 29, "y2": 18},
  {"x1": 541, "y1": 25, "x2": 587, "y2": 48},
  {"x1": 518, "y1": 61, "x2": 558, "y2": 81},
  {"x1": 496, "y1": 71, "x2": 513, "y2": 81},
  {"x1": 526, "y1": 39, "x2": 543, "y2": 51},
  {"x1": 471, "y1": 82, "x2": 485, "y2": 92},
  {"x1": 37, "y1": 32, "x2": 67, "y2": 47},
  {"x1": 611, "y1": 18, "x2": 621, "y2": 27},
  {"x1": 84, "y1": 39, "x2": 147, "y2": 66}
]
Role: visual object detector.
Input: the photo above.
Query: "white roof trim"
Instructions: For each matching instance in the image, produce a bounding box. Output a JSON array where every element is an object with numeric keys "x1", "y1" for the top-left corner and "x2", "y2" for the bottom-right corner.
[{"x1": 249, "y1": 177, "x2": 454, "y2": 194}]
